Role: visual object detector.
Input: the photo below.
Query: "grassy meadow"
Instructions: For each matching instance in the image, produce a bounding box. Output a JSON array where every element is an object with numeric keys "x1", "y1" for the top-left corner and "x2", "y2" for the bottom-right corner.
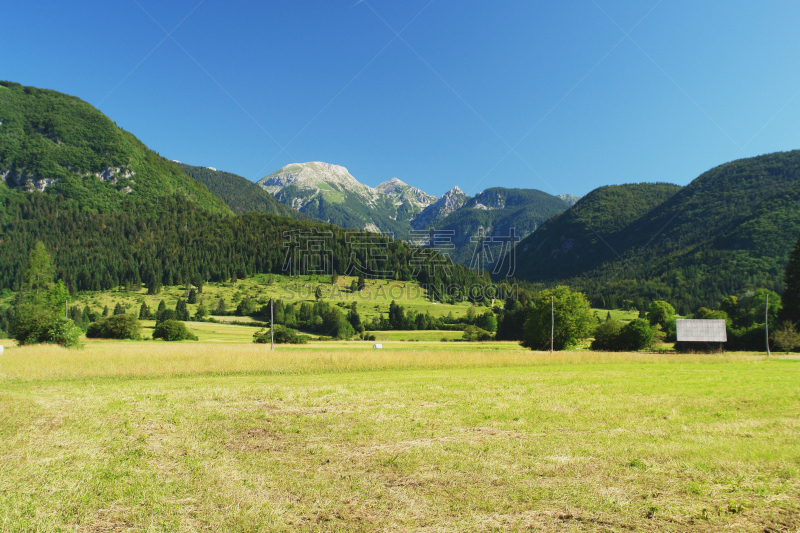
[
  {"x1": 40, "y1": 275, "x2": 484, "y2": 326},
  {"x1": 0, "y1": 339, "x2": 797, "y2": 532}
]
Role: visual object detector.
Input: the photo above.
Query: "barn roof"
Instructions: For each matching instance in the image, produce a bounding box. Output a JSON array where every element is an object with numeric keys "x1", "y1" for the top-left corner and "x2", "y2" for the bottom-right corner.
[{"x1": 676, "y1": 319, "x2": 727, "y2": 342}]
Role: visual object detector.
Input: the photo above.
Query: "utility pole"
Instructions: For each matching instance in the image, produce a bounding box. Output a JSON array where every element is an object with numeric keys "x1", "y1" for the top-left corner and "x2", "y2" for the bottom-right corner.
[
  {"x1": 270, "y1": 297, "x2": 275, "y2": 352},
  {"x1": 65, "y1": 297, "x2": 69, "y2": 319},
  {"x1": 550, "y1": 296, "x2": 554, "y2": 354},
  {"x1": 766, "y1": 293, "x2": 770, "y2": 357}
]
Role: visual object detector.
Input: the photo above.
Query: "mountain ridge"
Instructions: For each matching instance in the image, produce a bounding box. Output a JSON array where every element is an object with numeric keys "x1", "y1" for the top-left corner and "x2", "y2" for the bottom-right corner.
[{"x1": 509, "y1": 150, "x2": 800, "y2": 313}]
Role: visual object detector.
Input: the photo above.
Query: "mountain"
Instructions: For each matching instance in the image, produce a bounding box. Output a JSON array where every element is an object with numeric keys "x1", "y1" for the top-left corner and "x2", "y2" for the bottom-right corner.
[
  {"x1": 511, "y1": 150, "x2": 800, "y2": 314},
  {"x1": 374, "y1": 177, "x2": 437, "y2": 223},
  {"x1": 0, "y1": 81, "x2": 230, "y2": 215},
  {"x1": 557, "y1": 194, "x2": 581, "y2": 206},
  {"x1": 411, "y1": 186, "x2": 469, "y2": 230},
  {"x1": 257, "y1": 163, "x2": 571, "y2": 266},
  {"x1": 177, "y1": 163, "x2": 305, "y2": 218},
  {"x1": 0, "y1": 82, "x2": 491, "y2": 297},
  {"x1": 257, "y1": 162, "x2": 422, "y2": 235},
  {"x1": 414, "y1": 187, "x2": 571, "y2": 265}
]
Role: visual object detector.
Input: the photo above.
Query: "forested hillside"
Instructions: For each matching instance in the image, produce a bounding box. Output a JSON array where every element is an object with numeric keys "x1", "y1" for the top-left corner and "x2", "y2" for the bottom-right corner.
[
  {"x1": 420, "y1": 187, "x2": 570, "y2": 265},
  {"x1": 511, "y1": 151, "x2": 800, "y2": 314},
  {"x1": 0, "y1": 81, "x2": 230, "y2": 215},
  {"x1": 178, "y1": 163, "x2": 306, "y2": 218},
  {"x1": 0, "y1": 82, "x2": 489, "y2": 300},
  {"x1": 0, "y1": 186, "x2": 488, "y2": 297}
]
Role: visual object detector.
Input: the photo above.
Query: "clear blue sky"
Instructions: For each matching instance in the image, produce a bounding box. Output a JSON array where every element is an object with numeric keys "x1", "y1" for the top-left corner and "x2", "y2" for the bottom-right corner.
[{"x1": 4, "y1": 1, "x2": 800, "y2": 197}]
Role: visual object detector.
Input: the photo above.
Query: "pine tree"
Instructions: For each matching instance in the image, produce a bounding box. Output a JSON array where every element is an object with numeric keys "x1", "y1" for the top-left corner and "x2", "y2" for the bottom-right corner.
[
  {"x1": 188, "y1": 288, "x2": 197, "y2": 304},
  {"x1": 175, "y1": 299, "x2": 189, "y2": 321},
  {"x1": 102, "y1": 305, "x2": 109, "y2": 317},
  {"x1": 139, "y1": 302, "x2": 151, "y2": 320},
  {"x1": 24, "y1": 241, "x2": 55, "y2": 299}
]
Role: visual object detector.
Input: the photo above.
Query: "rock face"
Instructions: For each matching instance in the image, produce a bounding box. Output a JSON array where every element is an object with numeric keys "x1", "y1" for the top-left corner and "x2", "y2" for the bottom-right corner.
[
  {"x1": 411, "y1": 186, "x2": 469, "y2": 229},
  {"x1": 374, "y1": 177, "x2": 437, "y2": 219},
  {"x1": 258, "y1": 162, "x2": 381, "y2": 210},
  {"x1": 257, "y1": 162, "x2": 438, "y2": 235},
  {"x1": 557, "y1": 194, "x2": 581, "y2": 206}
]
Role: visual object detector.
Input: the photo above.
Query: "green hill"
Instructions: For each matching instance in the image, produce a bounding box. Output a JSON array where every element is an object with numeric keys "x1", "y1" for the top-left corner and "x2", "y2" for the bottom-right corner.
[
  {"x1": 512, "y1": 183, "x2": 681, "y2": 281},
  {"x1": 511, "y1": 151, "x2": 800, "y2": 313},
  {"x1": 0, "y1": 82, "x2": 489, "y2": 299},
  {"x1": 177, "y1": 163, "x2": 306, "y2": 218},
  {"x1": 0, "y1": 81, "x2": 230, "y2": 215},
  {"x1": 418, "y1": 187, "x2": 570, "y2": 265}
]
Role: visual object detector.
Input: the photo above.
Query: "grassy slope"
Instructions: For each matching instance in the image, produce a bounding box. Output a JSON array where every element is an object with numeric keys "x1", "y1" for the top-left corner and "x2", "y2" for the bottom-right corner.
[
  {"x1": 0, "y1": 81, "x2": 231, "y2": 215},
  {"x1": 55, "y1": 275, "x2": 481, "y2": 326},
  {"x1": 0, "y1": 346, "x2": 797, "y2": 531}
]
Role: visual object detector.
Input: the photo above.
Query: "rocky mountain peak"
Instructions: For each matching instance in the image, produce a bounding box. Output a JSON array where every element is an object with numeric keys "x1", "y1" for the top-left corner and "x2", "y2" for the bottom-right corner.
[{"x1": 411, "y1": 186, "x2": 469, "y2": 229}]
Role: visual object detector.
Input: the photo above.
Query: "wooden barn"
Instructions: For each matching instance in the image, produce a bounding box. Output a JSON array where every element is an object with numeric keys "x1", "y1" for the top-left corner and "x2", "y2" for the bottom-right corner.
[{"x1": 676, "y1": 319, "x2": 727, "y2": 352}]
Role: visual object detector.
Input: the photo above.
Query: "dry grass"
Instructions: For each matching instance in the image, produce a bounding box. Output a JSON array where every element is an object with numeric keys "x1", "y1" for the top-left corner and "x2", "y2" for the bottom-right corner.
[
  {"x1": 0, "y1": 344, "x2": 797, "y2": 531},
  {"x1": 0, "y1": 341, "x2": 761, "y2": 382}
]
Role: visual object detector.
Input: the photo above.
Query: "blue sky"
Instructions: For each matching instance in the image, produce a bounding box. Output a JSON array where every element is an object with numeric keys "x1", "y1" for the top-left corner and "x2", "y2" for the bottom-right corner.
[{"x1": 4, "y1": 1, "x2": 800, "y2": 197}]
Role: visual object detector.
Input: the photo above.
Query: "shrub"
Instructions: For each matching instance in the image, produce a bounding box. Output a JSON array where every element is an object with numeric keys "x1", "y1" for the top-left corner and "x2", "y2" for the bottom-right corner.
[
  {"x1": 253, "y1": 325, "x2": 308, "y2": 344},
  {"x1": 86, "y1": 314, "x2": 141, "y2": 340},
  {"x1": 153, "y1": 320, "x2": 198, "y2": 341},
  {"x1": 463, "y1": 325, "x2": 492, "y2": 341},
  {"x1": 11, "y1": 305, "x2": 81, "y2": 347},
  {"x1": 44, "y1": 317, "x2": 83, "y2": 348},
  {"x1": 591, "y1": 319, "x2": 624, "y2": 350},
  {"x1": 591, "y1": 318, "x2": 654, "y2": 351},
  {"x1": 770, "y1": 321, "x2": 800, "y2": 353},
  {"x1": 618, "y1": 319, "x2": 655, "y2": 351},
  {"x1": 11, "y1": 304, "x2": 53, "y2": 345}
]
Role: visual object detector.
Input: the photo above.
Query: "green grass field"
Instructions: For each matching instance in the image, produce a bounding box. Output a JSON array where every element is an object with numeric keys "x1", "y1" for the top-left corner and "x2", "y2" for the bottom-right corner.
[
  {"x1": 0, "y1": 340, "x2": 797, "y2": 532},
  {"x1": 50, "y1": 275, "x2": 485, "y2": 326}
]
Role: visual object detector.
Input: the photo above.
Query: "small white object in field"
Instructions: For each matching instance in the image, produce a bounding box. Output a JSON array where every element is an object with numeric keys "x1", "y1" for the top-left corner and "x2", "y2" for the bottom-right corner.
[
  {"x1": 0, "y1": 345, "x2": 4, "y2": 355},
  {"x1": 372, "y1": 343, "x2": 382, "y2": 349}
]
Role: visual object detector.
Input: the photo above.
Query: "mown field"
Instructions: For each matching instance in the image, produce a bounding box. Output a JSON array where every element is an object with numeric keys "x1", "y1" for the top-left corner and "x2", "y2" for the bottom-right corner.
[{"x1": 0, "y1": 340, "x2": 797, "y2": 532}]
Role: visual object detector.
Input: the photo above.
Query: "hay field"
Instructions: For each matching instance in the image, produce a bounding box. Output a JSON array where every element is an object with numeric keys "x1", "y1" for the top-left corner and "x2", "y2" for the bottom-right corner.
[{"x1": 0, "y1": 343, "x2": 797, "y2": 531}]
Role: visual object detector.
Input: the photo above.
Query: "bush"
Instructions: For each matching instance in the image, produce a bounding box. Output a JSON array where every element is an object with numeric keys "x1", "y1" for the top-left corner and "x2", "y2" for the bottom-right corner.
[
  {"x1": 153, "y1": 320, "x2": 198, "y2": 341},
  {"x1": 44, "y1": 317, "x2": 83, "y2": 348},
  {"x1": 86, "y1": 314, "x2": 141, "y2": 340},
  {"x1": 253, "y1": 325, "x2": 308, "y2": 344},
  {"x1": 591, "y1": 318, "x2": 654, "y2": 351},
  {"x1": 11, "y1": 305, "x2": 54, "y2": 345},
  {"x1": 591, "y1": 319, "x2": 624, "y2": 350},
  {"x1": 463, "y1": 325, "x2": 492, "y2": 341},
  {"x1": 619, "y1": 319, "x2": 655, "y2": 351},
  {"x1": 771, "y1": 321, "x2": 800, "y2": 353},
  {"x1": 11, "y1": 305, "x2": 81, "y2": 347}
]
